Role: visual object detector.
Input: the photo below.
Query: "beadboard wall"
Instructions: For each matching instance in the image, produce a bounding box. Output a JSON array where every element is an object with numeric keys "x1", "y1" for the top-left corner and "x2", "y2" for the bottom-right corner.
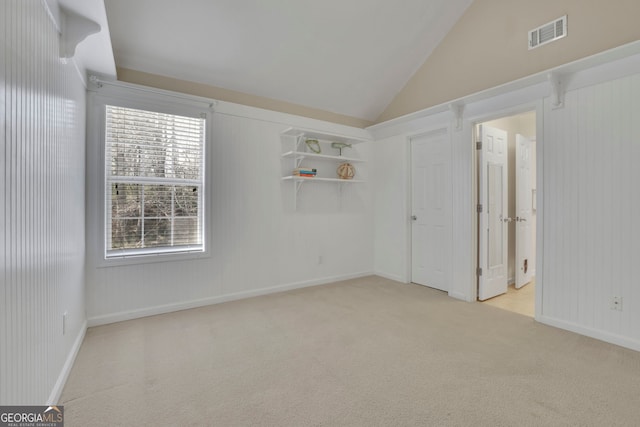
[
  {"x1": 540, "y1": 74, "x2": 640, "y2": 348},
  {"x1": 1, "y1": 1, "x2": 87, "y2": 404},
  {"x1": 370, "y1": 49, "x2": 640, "y2": 351},
  {"x1": 372, "y1": 134, "x2": 410, "y2": 283},
  {"x1": 85, "y1": 95, "x2": 374, "y2": 324}
]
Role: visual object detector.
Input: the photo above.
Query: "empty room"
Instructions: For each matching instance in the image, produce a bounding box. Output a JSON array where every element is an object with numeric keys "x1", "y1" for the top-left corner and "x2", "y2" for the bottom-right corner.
[{"x1": 3, "y1": 0, "x2": 640, "y2": 425}]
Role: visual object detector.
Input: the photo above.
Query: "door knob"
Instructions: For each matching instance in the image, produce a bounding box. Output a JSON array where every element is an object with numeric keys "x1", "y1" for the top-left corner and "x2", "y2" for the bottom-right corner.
[
  {"x1": 411, "y1": 215, "x2": 417, "y2": 221},
  {"x1": 500, "y1": 215, "x2": 512, "y2": 223}
]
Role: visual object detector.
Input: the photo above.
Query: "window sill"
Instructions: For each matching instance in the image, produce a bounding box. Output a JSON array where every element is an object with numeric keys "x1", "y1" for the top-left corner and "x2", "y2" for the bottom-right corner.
[{"x1": 96, "y1": 248, "x2": 210, "y2": 268}]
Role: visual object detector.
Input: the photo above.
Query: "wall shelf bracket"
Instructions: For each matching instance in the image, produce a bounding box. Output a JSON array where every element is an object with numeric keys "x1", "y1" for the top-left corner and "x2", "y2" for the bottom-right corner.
[
  {"x1": 548, "y1": 72, "x2": 565, "y2": 109},
  {"x1": 449, "y1": 103, "x2": 464, "y2": 131},
  {"x1": 59, "y1": 8, "x2": 101, "y2": 59}
]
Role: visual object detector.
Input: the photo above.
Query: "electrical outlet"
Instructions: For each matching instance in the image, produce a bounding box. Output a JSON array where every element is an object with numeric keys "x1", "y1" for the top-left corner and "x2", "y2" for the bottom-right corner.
[
  {"x1": 62, "y1": 312, "x2": 68, "y2": 335},
  {"x1": 611, "y1": 296, "x2": 623, "y2": 311},
  {"x1": 318, "y1": 255, "x2": 323, "y2": 265}
]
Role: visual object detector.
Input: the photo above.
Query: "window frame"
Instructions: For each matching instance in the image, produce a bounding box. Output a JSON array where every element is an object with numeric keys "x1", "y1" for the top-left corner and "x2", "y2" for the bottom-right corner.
[{"x1": 91, "y1": 85, "x2": 213, "y2": 267}]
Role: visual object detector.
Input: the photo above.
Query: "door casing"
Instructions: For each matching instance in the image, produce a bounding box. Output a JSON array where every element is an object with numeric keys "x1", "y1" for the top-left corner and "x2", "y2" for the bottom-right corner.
[{"x1": 468, "y1": 102, "x2": 543, "y2": 318}]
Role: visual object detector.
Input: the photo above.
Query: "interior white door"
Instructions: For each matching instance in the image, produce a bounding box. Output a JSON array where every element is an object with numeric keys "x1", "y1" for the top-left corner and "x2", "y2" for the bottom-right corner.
[
  {"x1": 478, "y1": 125, "x2": 508, "y2": 301},
  {"x1": 515, "y1": 134, "x2": 534, "y2": 288},
  {"x1": 411, "y1": 130, "x2": 450, "y2": 292}
]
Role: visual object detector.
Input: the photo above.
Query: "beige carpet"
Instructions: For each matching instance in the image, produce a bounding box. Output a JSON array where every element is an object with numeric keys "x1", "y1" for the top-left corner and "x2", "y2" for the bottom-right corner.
[{"x1": 61, "y1": 276, "x2": 640, "y2": 426}]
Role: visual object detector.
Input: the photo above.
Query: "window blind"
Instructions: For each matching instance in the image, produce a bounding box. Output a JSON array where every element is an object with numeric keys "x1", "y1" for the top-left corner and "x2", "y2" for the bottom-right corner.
[{"x1": 105, "y1": 105, "x2": 206, "y2": 257}]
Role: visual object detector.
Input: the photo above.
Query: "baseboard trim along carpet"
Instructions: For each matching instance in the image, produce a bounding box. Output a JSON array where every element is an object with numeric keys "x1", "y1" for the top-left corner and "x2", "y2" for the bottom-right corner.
[
  {"x1": 48, "y1": 320, "x2": 87, "y2": 405},
  {"x1": 62, "y1": 277, "x2": 640, "y2": 426},
  {"x1": 372, "y1": 270, "x2": 406, "y2": 283},
  {"x1": 538, "y1": 315, "x2": 640, "y2": 352},
  {"x1": 87, "y1": 272, "x2": 373, "y2": 327}
]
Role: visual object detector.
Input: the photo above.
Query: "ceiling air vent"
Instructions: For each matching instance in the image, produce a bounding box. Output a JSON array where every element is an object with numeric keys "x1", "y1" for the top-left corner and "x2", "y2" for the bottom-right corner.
[{"x1": 528, "y1": 15, "x2": 567, "y2": 50}]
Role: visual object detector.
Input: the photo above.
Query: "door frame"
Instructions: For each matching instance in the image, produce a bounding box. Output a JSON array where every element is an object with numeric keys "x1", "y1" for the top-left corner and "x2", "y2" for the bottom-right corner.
[{"x1": 468, "y1": 101, "x2": 543, "y2": 319}]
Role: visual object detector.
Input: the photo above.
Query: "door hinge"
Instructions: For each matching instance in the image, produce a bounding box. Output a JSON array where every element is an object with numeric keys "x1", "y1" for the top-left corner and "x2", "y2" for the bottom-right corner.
[
  {"x1": 476, "y1": 140, "x2": 482, "y2": 150},
  {"x1": 476, "y1": 204, "x2": 483, "y2": 213},
  {"x1": 477, "y1": 267, "x2": 483, "y2": 276}
]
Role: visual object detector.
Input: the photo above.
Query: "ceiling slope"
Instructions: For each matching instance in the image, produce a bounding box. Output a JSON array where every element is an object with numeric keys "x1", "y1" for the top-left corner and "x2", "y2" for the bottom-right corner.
[{"x1": 104, "y1": 0, "x2": 472, "y2": 122}]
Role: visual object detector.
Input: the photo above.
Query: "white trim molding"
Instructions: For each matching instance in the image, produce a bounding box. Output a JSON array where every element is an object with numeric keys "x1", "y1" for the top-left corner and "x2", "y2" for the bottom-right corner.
[
  {"x1": 87, "y1": 272, "x2": 373, "y2": 327},
  {"x1": 547, "y1": 72, "x2": 565, "y2": 109},
  {"x1": 539, "y1": 316, "x2": 640, "y2": 353},
  {"x1": 48, "y1": 321, "x2": 87, "y2": 404},
  {"x1": 371, "y1": 39, "x2": 640, "y2": 354},
  {"x1": 449, "y1": 103, "x2": 464, "y2": 131},
  {"x1": 368, "y1": 40, "x2": 640, "y2": 139},
  {"x1": 59, "y1": 7, "x2": 100, "y2": 59}
]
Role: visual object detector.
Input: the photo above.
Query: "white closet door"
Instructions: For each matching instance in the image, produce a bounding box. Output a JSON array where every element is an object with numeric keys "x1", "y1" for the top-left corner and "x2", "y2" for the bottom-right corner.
[{"x1": 411, "y1": 130, "x2": 450, "y2": 292}]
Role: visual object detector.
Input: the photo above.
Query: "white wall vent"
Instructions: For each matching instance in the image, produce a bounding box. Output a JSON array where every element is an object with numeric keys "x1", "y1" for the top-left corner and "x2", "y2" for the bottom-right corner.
[{"x1": 528, "y1": 15, "x2": 567, "y2": 50}]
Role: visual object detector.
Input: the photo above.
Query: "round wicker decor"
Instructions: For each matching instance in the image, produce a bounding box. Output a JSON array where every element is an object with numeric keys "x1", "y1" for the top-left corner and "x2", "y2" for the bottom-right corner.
[{"x1": 337, "y1": 162, "x2": 355, "y2": 180}]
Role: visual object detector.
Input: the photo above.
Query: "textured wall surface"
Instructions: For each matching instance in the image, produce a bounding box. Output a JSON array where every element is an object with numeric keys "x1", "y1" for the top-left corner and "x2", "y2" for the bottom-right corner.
[
  {"x1": 1, "y1": 1, "x2": 87, "y2": 404},
  {"x1": 372, "y1": 53, "x2": 640, "y2": 350},
  {"x1": 85, "y1": 94, "x2": 374, "y2": 323},
  {"x1": 541, "y1": 74, "x2": 640, "y2": 346}
]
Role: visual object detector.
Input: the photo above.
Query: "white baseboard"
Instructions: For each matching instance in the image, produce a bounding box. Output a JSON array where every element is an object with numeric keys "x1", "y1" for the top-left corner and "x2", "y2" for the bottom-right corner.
[
  {"x1": 48, "y1": 320, "x2": 87, "y2": 404},
  {"x1": 448, "y1": 291, "x2": 471, "y2": 302},
  {"x1": 88, "y1": 272, "x2": 373, "y2": 327},
  {"x1": 373, "y1": 271, "x2": 407, "y2": 283},
  {"x1": 538, "y1": 315, "x2": 640, "y2": 352}
]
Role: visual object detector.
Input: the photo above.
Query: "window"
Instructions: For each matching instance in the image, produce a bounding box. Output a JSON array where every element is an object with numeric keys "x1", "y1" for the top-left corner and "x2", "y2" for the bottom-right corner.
[{"x1": 105, "y1": 105, "x2": 206, "y2": 258}]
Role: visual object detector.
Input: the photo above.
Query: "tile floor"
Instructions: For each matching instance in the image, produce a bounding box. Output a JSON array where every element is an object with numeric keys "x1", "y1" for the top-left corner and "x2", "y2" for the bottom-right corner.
[{"x1": 482, "y1": 279, "x2": 535, "y2": 317}]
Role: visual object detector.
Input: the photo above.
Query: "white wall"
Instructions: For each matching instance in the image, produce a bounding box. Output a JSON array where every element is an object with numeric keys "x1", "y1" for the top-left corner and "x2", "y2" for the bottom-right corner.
[
  {"x1": 540, "y1": 74, "x2": 640, "y2": 349},
  {"x1": 373, "y1": 135, "x2": 409, "y2": 282},
  {"x1": 371, "y1": 46, "x2": 640, "y2": 351},
  {"x1": 371, "y1": 113, "x2": 457, "y2": 287},
  {"x1": 1, "y1": 1, "x2": 87, "y2": 404},
  {"x1": 85, "y1": 94, "x2": 374, "y2": 325}
]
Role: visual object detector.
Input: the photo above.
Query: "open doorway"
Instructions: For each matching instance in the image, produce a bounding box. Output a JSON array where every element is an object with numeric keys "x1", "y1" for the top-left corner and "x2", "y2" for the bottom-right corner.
[{"x1": 476, "y1": 111, "x2": 536, "y2": 317}]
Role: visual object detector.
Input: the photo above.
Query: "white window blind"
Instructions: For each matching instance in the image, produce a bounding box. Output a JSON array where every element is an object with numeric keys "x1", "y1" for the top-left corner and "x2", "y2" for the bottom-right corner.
[{"x1": 105, "y1": 105, "x2": 206, "y2": 258}]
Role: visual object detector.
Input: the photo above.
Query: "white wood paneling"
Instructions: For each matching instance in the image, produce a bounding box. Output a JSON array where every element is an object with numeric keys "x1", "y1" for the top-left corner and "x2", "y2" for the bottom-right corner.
[
  {"x1": 449, "y1": 120, "x2": 477, "y2": 301},
  {"x1": 541, "y1": 74, "x2": 640, "y2": 348},
  {"x1": 371, "y1": 44, "x2": 640, "y2": 351},
  {"x1": 1, "y1": 1, "x2": 87, "y2": 404},
  {"x1": 372, "y1": 135, "x2": 410, "y2": 283},
  {"x1": 86, "y1": 100, "x2": 374, "y2": 324}
]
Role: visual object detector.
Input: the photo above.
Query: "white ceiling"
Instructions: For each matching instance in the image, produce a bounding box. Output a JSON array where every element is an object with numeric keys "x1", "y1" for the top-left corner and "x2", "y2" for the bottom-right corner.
[{"x1": 104, "y1": 0, "x2": 473, "y2": 122}]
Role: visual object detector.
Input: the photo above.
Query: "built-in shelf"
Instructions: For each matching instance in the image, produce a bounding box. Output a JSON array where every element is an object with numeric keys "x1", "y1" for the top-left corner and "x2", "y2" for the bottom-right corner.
[
  {"x1": 281, "y1": 127, "x2": 369, "y2": 144},
  {"x1": 281, "y1": 127, "x2": 368, "y2": 210},
  {"x1": 281, "y1": 151, "x2": 366, "y2": 163},
  {"x1": 282, "y1": 176, "x2": 365, "y2": 183}
]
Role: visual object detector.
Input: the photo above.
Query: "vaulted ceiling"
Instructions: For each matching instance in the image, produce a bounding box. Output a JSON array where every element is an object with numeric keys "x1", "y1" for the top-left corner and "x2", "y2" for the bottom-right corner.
[{"x1": 104, "y1": 0, "x2": 473, "y2": 122}]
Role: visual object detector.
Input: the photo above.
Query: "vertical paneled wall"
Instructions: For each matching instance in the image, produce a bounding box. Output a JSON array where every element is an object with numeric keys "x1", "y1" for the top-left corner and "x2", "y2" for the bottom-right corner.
[
  {"x1": 373, "y1": 135, "x2": 409, "y2": 282},
  {"x1": 1, "y1": 1, "x2": 87, "y2": 404},
  {"x1": 372, "y1": 54, "x2": 640, "y2": 349},
  {"x1": 449, "y1": 121, "x2": 476, "y2": 301},
  {"x1": 85, "y1": 104, "x2": 373, "y2": 322},
  {"x1": 542, "y1": 74, "x2": 640, "y2": 347}
]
